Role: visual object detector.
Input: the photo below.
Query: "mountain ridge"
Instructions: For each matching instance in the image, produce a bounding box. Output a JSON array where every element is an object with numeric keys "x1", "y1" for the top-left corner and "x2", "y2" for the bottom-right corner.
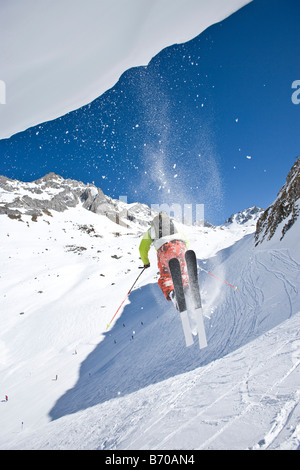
[
  {"x1": 0, "y1": 172, "x2": 262, "y2": 230},
  {"x1": 0, "y1": 172, "x2": 155, "y2": 230}
]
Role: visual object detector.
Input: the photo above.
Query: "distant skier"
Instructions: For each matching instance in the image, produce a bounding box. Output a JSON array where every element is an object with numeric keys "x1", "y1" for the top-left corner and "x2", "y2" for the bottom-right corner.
[{"x1": 139, "y1": 212, "x2": 189, "y2": 309}]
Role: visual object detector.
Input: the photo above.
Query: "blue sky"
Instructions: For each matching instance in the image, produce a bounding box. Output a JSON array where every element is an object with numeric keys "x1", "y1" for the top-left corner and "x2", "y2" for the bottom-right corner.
[{"x1": 0, "y1": 0, "x2": 299, "y2": 225}]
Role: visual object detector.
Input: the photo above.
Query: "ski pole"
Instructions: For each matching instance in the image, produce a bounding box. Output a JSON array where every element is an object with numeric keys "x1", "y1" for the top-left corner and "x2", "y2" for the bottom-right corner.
[
  {"x1": 199, "y1": 266, "x2": 238, "y2": 290},
  {"x1": 106, "y1": 267, "x2": 146, "y2": 330}
]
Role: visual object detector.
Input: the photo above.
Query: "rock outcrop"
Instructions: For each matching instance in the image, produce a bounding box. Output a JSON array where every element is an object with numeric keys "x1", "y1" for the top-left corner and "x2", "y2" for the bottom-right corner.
[{"x1": 255, "y1": 157, "x2": 300, "y2": 245}]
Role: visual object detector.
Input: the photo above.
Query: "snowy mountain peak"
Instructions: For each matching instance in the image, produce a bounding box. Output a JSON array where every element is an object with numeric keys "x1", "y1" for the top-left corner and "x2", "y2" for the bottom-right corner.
[
  {"x1": 223, "y1": 206, "x2": 263, "y2": 227},
  {"x1": 34, "y1": 172, "x2": 64, "y2": 184},
  {"x1": 255, "y1": 156, "x2": 300, "y2": 245}
]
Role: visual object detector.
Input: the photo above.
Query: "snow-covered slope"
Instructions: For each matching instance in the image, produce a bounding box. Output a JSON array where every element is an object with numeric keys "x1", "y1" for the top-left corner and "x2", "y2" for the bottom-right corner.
[
  {"x1": 3, "y1": 308, "x2": 300, "y2": 451},
  {"x1": 0, "y1": 174, "x2": 299, "y2": 450},
  {"x1": 0, "y1": 0, "x2": 252, "y2": 139}
]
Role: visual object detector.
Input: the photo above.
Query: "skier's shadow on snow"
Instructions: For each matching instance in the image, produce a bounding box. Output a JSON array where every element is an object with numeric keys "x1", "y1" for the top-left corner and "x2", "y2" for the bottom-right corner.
[{"x1": 49, "y1": 280, "x2": 216, "y2": 421}]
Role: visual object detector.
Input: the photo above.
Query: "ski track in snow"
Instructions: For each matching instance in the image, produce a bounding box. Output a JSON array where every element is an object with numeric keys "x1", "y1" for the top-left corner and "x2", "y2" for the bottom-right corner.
[
  {"x1": 119, "y1": 321, "x2": 300, "y2": 450},
  {"x1": 199, "y1": 340, "x2": 300, "y2": 450}
]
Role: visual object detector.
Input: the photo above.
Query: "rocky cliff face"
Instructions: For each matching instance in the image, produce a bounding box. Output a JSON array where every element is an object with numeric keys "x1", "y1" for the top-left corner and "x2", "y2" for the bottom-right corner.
[
  {"x1": 0, "y1": 172, "x2": 155, "y2": 229},
  {"x1": 255, "y1": 157, "x2": 300, "y2": 245}
]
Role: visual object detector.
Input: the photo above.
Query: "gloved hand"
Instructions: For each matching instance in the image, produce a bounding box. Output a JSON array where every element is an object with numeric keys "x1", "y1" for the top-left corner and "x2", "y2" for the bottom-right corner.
[{"x1": 144, "y1": 263, "x2": 150, "y2": 269}]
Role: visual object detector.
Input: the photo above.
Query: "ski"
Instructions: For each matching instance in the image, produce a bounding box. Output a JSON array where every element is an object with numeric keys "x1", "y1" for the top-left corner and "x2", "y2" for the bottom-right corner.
[
  {"x1": 185, "y1": 250, "x2": 208, "y2": 349},
  {"x1": 169, "y1": 257, "x2": 194, "y2": 347}
]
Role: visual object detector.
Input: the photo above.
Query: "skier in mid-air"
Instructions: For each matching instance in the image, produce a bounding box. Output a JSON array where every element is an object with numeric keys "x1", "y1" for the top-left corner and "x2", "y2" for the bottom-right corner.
[
  {"x1": 139, "y1": 212, "x2": 189, "y2": 309},
  {"x1": 139, "y1": 212, "x2": 207, "y2": 349}
]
